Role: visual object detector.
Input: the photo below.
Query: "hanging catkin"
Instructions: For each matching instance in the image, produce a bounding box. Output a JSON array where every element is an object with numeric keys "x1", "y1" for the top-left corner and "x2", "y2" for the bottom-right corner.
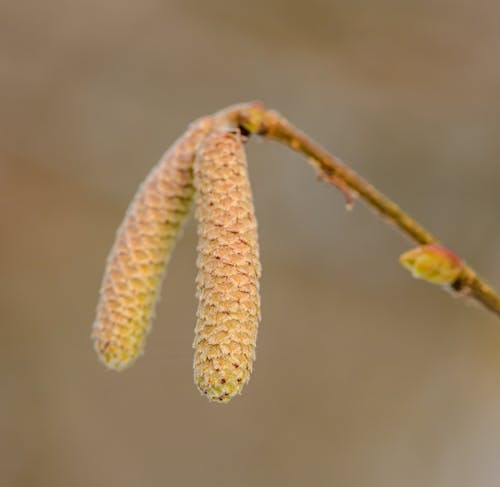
[
  {"x1": 193, "y1": 130, "x2": 261, "y2": 402},
  {"x1": 92, "y1": 116, "x2": 214, "y2": 370}
]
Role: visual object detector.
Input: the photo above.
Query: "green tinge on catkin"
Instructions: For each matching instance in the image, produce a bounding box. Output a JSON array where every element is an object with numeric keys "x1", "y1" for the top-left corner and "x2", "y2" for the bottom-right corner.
[
  {"x1": 193, "y1": 130, "x2": 261, "y2": 403},
  {"x1": 92, "y1": 116, "x2": 214, "y2": 370}
]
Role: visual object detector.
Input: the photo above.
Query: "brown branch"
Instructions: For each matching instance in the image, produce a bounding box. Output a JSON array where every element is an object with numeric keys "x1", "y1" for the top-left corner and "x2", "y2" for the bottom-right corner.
[{"x1": 215, "y1": 101, "x2": 499, "y2": 318}]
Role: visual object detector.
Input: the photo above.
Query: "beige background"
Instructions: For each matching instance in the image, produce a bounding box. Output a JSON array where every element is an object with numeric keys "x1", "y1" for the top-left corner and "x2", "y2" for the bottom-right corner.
[{"x1": 1, "y1": 1, "x2": 500, "y2": 486}]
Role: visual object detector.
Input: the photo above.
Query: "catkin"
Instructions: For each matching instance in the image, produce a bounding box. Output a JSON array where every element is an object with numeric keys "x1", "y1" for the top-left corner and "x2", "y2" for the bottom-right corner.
[
  {"x1": 193, "y1": 130, "x2": 261, "y2": 403},
  {"x1": 92, "y1": 116, "x2": 214, "y2": 370}
]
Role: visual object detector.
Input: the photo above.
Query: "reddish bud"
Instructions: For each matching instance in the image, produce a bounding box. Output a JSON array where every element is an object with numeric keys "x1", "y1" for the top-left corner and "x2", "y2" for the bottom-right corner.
[{"x1": 400, "y1": 244, "x2": 463, "y2": 285}]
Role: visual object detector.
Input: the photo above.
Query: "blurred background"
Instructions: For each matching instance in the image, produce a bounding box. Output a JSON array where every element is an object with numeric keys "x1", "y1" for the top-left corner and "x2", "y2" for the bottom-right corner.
[{"x1": 1, "y1": 1, "x2": 499, "y2": 485}]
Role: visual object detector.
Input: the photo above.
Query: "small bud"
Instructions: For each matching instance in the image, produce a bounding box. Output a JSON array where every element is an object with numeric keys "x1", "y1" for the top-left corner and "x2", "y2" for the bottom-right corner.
[
  {"x1": 92, "y1": 116, "x2": 214, "y2": 370},
  {"x1": 238, "y1": 102, "x2": 265, "y2": 135},
  {"x1": 193, "y1": 130, "x2": 261, "y2": 403},
  {"x1": 400, "y1": 244, "x2": 463, "y2": 285}
]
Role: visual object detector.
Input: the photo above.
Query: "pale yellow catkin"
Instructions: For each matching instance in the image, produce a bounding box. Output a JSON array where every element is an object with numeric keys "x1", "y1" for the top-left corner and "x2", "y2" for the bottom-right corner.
[
  {"x1": 92, "y1": 116, "x2": 214, "y2": 370},
  {"x1": 193, "y1": 130, "x2": 261, "y2": 403}
]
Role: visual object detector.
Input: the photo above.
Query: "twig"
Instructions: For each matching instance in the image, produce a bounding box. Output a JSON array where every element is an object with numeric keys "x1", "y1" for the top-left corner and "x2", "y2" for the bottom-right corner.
[{"x1": 214, "y1": 101, "x2": 499, "y2": 318}]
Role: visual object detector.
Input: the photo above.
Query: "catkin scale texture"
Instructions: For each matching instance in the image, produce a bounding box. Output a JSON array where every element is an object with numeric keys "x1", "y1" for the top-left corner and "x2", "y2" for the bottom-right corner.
[
  {"x1": 92, "y1": 116, "x2": 214, "y2": 370},
  {"x1": 193, "y1": 130, "x2": 261, "y2": 403}
]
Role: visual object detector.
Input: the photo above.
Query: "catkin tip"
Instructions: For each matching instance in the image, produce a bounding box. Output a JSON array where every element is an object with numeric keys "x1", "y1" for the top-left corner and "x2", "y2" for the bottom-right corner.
[{"x1": 92, "y1": 326, "x2": 144, "y2": 370}]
